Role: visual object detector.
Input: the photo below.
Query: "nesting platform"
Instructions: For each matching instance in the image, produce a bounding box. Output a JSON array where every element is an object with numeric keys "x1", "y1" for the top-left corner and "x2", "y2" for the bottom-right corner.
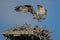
[{"x1": 2, "y1": 24, "x2": 52, "y2": 40}]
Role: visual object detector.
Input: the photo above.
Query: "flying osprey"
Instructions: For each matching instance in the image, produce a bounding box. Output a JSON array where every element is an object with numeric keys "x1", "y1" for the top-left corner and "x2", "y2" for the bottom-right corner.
[{"x1": 15, "y1": 5, "x2": 47, "y2": 21}]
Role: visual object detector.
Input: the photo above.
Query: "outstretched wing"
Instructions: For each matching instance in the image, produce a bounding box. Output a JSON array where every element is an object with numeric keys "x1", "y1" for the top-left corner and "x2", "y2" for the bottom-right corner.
[
  {"x1": 33, "y1": 5, "x2": 47, "y2": 21},
  {"x1": 37, "y1": 5, "x2": 47, "y2": 15},
  {"x1": 15, "y1": 5, "x2": 35, "y2": 15},
  {"x1": 15, "y1": 5, "x2": 28, "y2": 13}
]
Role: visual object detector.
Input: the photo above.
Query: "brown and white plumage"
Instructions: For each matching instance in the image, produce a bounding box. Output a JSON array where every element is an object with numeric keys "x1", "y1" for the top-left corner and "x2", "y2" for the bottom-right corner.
[
  {"x1": 15, "y1": 5, "x2": 47, "y2": 21},
  {"x1": 37, "y1": 5, "x2": 47, "y2": 15},
  {"x1": 15, "y1": 5, "x2": 35, "y2": 14},
  {"x1": 33, "y1": 5, "x2": 47, "y2": 21}
]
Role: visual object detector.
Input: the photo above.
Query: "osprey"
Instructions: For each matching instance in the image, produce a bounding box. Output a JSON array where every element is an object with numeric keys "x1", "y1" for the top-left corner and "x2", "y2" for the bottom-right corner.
[{"x1": 15, "y1": 5, "x2": 47, "y2": 21}]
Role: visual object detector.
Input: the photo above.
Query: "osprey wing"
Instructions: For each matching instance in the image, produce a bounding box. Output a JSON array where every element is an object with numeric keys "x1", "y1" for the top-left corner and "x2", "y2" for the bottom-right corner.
[
  {"x1": 37, "y1": 5, "x2": 47, "y2": 15},
  {"x1": 15, "y1": 5, "x2": 28, "y2": 13},
  {"x1": 15, "y1": 5, "x2": 35, "y2": 15}
]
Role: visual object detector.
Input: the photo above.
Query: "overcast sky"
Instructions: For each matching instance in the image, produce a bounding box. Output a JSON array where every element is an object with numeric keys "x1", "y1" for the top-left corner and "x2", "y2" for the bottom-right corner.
[{"x1": 0, "y1": 0, "x2": 60, "y2": 40}]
